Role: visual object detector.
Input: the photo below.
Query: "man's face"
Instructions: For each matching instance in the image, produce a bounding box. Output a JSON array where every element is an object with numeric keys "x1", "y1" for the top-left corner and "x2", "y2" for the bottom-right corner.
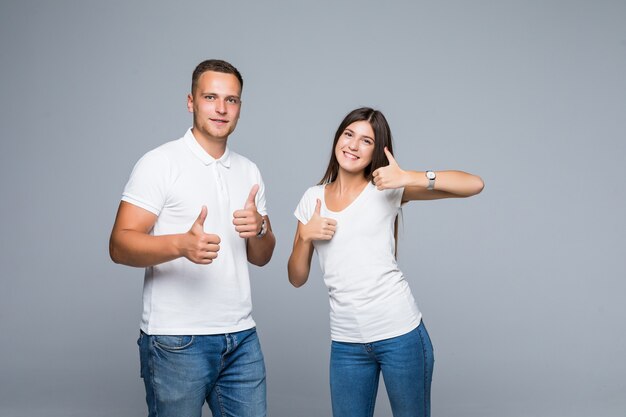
[{"x1": 187, "y1": 71, "x2": 242, "y2": 142}]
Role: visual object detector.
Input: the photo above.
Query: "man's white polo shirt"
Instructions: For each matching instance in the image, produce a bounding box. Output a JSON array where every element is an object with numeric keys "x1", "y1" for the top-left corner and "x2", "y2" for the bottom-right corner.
[{"x1": 122, "y1": 128, "x2": 267, "y2": 335}]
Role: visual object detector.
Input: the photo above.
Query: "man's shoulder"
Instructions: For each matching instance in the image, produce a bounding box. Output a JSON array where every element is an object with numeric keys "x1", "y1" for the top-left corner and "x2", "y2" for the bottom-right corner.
[
  {"x1": 151, "y1": 136, "x2": 186, "y2": 155},
  {"x1": 139, "y1": 136, "x2": 186, "y2": 163}
]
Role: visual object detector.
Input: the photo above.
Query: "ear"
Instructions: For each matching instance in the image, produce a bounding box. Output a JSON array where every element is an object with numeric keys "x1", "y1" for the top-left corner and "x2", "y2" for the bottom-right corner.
[{"x1": 187, "y1": 93, "x2": 194, "y2": 113}]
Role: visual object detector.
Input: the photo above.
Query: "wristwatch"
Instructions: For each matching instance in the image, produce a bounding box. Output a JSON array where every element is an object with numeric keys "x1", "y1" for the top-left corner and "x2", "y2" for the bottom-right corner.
[
  {"x1": 256, "y1": 217, "x2": 268, "y2": 238},
  {"x1": 425, "y1": 171, "x2": 436, "y2": 191}
]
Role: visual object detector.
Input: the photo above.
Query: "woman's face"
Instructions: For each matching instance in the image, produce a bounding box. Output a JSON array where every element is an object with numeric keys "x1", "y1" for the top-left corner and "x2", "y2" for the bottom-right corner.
[{"x1": 334, "y1": 120, "x2": 376, "y2": 175}]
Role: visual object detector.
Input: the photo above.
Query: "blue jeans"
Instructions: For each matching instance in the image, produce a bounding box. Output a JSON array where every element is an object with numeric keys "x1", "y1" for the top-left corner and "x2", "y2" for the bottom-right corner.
[
  {"x1": 138, "y1": 327, "x2": 266, "y2": 417},
  {"x1": 330, "y1": 322, "x2": 434, "y2": 417}
]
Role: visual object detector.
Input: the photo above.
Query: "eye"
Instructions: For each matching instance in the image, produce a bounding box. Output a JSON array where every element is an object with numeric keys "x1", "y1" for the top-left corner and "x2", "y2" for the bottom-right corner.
[
  {"x1": 204, "y1": 95, "x2": 216, "y2": 100},
  {"x1": 362, "y1": 138, "x2": 374, "y2": 145},
  {"x1": 227, "y1": 97, "x2": 240, "y2": 105},
  {"x1": 343, "y1": 131, "x2": 353, "y2": 138}
]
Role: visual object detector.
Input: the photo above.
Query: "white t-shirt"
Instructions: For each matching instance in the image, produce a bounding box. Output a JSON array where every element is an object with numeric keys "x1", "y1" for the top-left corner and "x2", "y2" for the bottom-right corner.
[
  {"x1": 122, "y1": 128, "x2": 267, "y2": 335},
  {"x1": 294, "y1": 182, "x2": 421, "y2": 343}
]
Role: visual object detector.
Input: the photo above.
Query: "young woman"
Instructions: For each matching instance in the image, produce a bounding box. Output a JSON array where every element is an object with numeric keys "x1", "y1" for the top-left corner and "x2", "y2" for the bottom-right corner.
[{"x1": 288, "y1": 107, "x2": 484, "y2": 417}]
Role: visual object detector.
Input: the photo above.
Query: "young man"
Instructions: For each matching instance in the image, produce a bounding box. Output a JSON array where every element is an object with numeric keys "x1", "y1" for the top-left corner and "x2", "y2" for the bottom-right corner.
[{"x1": 110, "y1": 59, "x2": 275, "y2": 417}]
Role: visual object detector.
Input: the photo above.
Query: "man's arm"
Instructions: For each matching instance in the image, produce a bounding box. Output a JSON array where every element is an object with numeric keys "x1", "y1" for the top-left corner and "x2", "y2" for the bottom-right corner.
[
  {"x1": 246, "y1": 215, "x2": 276, "y2": 266},
  {"x1": 109, "y1": 201, "x2": 220, "y2": 268},
  {"x1": 232, "y1": 184, "x2": 276, "y2": 266}
]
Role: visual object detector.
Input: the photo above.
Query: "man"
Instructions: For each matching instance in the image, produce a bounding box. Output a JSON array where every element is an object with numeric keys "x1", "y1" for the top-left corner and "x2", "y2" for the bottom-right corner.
[{"x1": 110, "y1": 59, "x2": 275, "y2": 417}]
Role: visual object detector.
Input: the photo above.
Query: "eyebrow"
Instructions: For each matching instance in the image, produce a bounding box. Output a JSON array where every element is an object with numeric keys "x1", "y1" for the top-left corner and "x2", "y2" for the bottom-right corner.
[
  {"x1": 345, "y1": 128, "x2": 374, "y2": 142},
  {"x1": 199, "y1": 91, "x2": 241, "y2": 99}
]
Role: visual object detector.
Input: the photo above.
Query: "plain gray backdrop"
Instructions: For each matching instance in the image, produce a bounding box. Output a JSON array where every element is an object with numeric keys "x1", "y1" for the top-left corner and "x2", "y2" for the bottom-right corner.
[{"x1": 1, "y1": 1, "x2": 625, "y2": 416}]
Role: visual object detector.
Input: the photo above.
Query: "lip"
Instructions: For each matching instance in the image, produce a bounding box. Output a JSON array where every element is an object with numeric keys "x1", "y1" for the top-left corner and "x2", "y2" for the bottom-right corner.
[
  {"x1": 210, "y1": 118, "x2": 228, "y2": 125},
  {"x1": 342, "y1": 151, "x2": 359, "y2": 160}
]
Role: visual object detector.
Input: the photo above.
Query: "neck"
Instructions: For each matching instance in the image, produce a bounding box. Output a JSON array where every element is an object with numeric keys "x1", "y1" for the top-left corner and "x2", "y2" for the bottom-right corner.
[
  {"x1": 333, "y1": 170, "x2": 369, "y2": 193},
  {"x1": 191, "y1": 127, "x2": 227, "y2": 159}
]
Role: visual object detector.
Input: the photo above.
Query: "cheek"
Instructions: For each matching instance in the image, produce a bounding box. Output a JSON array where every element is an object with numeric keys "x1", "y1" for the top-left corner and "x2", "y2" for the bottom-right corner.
[
  {"x1": 361, "y1": 147, "x2": 374, "y2": 164},
  {"x1": 334, "y1": 141, "x2": 344, "y2": 157}
]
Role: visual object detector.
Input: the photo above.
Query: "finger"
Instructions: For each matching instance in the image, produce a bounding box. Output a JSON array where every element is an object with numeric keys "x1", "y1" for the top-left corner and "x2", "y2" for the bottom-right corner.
[
  {"x1": 205, "y1": 244, "x2": 220, "y2": 254},
  {"x1": 233, "y1": 209, "x2": 252, "y2": 219},
  {"x1": 235, "y1": 224, "x2": 257, "y2": 233},
  {"x1": 314, "y1": 198, "x2": 322, "y2": 215},
  {"x1": 245, "y1": 184, "x2": 260, "y2": 208},
  {"x1": 384, "y1": 147, "x2": 397, "y2": 166},
  {"x1": 205, "y1": 234, "x2": 221, "y2": 244},
  {"x1": 326, "y1": 218, "x2": 337, "y2": 226},
  {"x1": 194, "y1": 206, "x2": 208, "y2": 227},
  {"x1": 233, "y1": 216, "x2": 253, "y2": 225}
]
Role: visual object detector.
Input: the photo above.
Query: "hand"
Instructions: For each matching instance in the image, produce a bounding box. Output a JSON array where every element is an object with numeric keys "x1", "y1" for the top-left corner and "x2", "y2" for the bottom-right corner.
[
  {"x1": 372, "y1": 147, "x2": 408, "y2": 190},
  {"x1": 233, "y1": 184, "x2": 264, "y2": 238},
  {"x1": 300, "y1": 199, "x2": 337, "y2": 242},
  {"x1": 180, "y1": 206, "x2": 221, "y2": 264}
]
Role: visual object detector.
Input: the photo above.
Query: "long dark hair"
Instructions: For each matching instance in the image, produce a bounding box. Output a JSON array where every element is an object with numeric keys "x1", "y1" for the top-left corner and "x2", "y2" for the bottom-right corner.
[
  {"x1": 319, "y1": 107, "x2": 400, "y2": 255},
  {"x1": 318, "y1": 107, "x2": 394, "y2": 185}
]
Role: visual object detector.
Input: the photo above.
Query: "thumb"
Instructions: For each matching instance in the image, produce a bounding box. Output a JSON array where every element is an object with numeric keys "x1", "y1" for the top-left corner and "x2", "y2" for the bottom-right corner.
[
  {"x1": 314, "y1": 198, "x2": 321, "y2": 216},
  {"x1": 245, "y1": 184, "x2": 260, "y2": 208},
  {"x1": 193, "y1": 205, "x2": 207, "y2": 228},
  {"x1": 384, "y1": 147, "x2": 397, "y2": 166}
]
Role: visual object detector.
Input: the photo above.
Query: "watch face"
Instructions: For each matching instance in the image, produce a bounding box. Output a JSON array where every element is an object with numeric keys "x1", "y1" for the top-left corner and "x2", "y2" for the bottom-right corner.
[{"x1": 426, "y1": 171, "x2": 436, "y2": 180}]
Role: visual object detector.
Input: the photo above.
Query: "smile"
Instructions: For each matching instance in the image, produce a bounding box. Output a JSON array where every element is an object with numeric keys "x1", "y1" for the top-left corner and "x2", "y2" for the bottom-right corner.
[{"x1": 343, "y1": 151, "x2": 359, "y2": 160}]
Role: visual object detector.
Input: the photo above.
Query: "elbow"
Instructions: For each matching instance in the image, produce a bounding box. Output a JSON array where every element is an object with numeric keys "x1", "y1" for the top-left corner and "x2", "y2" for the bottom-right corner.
[
  {"x1": 287, "y1": 264, "x2": 308, "y2": 288},
  {"x1": 462, "y1": 175, "x2": 484, "y2": 197},
  {"x1": 289, "y1": 277, "x2": 306, "y2": 288},
  {"x1": 109, "y1": 238, "x2": 122, "y2": 264},
  {"x1": 288, "y1": 274, "x2": 305, "y2": 288},
  {"x1": 250, "y1": 257, "x2": 271, "y2": 267},
  {"x1": 472, "y1": 176, "x2": 485, "y2": 196}
]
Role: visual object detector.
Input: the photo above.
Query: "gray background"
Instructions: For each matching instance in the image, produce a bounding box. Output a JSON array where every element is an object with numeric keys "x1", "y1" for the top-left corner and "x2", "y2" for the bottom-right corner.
[{"x1": 1, "y1": 1, "x2": 624, "y2": 416}]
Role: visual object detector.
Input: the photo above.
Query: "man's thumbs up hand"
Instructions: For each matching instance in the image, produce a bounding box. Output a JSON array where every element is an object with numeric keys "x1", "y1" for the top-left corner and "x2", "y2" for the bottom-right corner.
[
  {"x1": 179, "y1": 206, "x2": 221, "y2": 264},
  {"x1": 233, "y1": 185, "x2": 264, "y2": 239}
]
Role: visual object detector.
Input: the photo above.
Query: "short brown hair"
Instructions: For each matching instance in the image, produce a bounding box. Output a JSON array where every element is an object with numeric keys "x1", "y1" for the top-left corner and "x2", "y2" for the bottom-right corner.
[{"x1": 191, "y1": 59, "x2": 243, "y2": 94}]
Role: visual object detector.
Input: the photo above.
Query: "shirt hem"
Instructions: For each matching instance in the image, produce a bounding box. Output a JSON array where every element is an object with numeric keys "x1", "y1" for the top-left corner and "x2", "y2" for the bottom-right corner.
[
  {"x1": 330, "y1": 314, "x2": 422, "y2": 343},
  {"x1": 140, "y1": 319, "x2": 256, "y2": 336}
]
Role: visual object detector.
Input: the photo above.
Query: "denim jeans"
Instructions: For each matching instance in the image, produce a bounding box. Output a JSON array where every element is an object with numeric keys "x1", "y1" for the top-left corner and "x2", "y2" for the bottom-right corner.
[
  {"x1": 330, "y1": 322, "x2": 434, "y2": 417},
  {"x1": 138, "y1": 327, "x2": 266, "y2": 417}
]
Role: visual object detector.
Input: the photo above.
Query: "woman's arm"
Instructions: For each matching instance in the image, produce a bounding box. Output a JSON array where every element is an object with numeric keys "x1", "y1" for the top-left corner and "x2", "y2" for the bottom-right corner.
[
  {"x1": 287, "y1": 199, "x2": 336, "y2": 287},
  {"x1": 372, "y1": 148, "x2": 484, "y2": 202},
  {"x1": 287, "y1": 222, "x2": 315, "y2": 287}
]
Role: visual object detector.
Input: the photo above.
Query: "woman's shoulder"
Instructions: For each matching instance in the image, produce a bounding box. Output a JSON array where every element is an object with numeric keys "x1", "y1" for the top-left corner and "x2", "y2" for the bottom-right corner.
[{"x1": 301, "y1": 184, "x2": 324, "y2": 198}]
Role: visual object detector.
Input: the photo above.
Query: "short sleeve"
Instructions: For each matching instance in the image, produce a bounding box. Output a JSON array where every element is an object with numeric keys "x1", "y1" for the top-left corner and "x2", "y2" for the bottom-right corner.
[
  {"x1": 121, "y1": 149, "x2": 171, "y2": 216},
  {"x1": 384, "y1": 186, "x2": 405, "y2": 209},
  {"x1": 253, "y1": 166, "x2": 268, "y2": 217},
  {"x1": 294, "y1": 186, "x2": 317, "y2": 225}
]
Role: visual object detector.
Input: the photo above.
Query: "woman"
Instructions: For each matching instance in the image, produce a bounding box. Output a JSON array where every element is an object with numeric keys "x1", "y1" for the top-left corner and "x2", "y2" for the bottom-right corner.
[{"x1": 288, "y1": 107, "x2": 484, "y2": 417}]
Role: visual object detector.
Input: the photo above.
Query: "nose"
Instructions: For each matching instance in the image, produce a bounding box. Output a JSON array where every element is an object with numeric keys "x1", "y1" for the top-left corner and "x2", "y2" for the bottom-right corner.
[
  {"x1": 348, "y1": 137, "x2": 359, "y2": 151},
  {"x1": 215, "y1": 99, "x2": 227, "y2": 115}
]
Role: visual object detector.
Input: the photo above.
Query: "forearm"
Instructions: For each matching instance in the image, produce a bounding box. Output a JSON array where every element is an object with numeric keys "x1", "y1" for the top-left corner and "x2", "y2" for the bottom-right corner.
[
  {"x1": 109, "y1": 229, "x2": 182, "y2": 268},
  {"x1": 246, "y1": 230, "x2": 276, "y2": 266},
  {"x1": 405, "y1": 170, "x2": 484, "y2": 197},
  {"x1": 288, "y1": 236, "x2": 314, "y2": 288}
]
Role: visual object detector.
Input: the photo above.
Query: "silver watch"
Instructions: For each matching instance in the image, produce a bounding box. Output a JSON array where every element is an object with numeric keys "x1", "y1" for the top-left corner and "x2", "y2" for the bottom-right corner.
[
  {"x1": 256, "y1": 217, "x2": 267, "y2": 238},
  {"x1": 425, "y1": 171, "x2": 436, "y2": 190}
]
